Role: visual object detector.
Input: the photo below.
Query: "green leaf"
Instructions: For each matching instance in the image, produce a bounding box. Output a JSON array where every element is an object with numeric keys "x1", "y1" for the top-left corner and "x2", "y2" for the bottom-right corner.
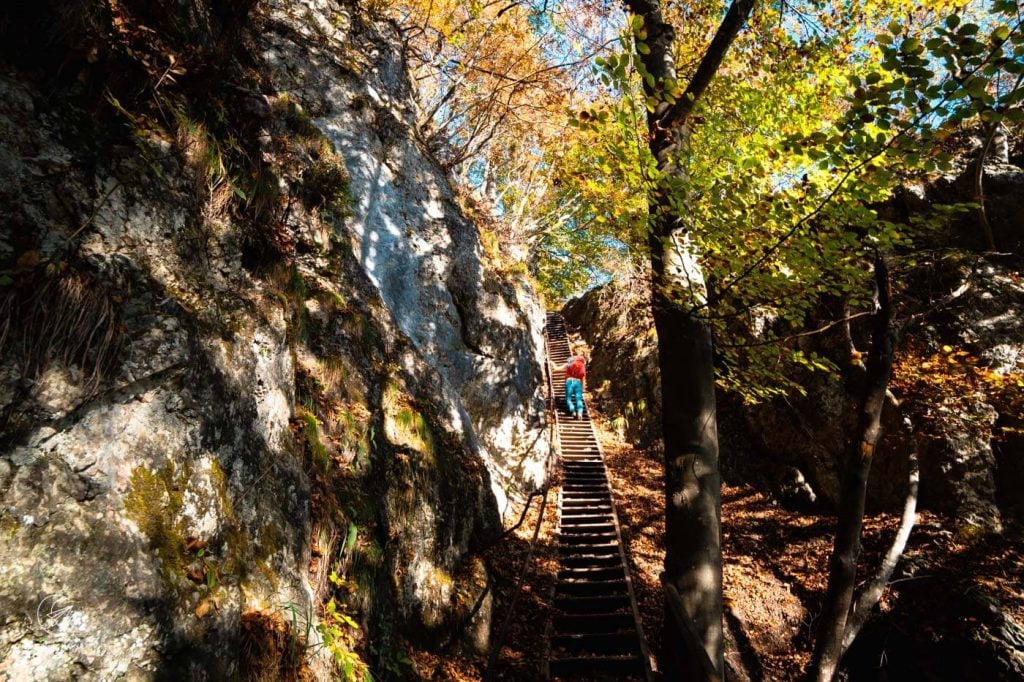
[
  {"x1": 900, "y1": 37, "x2": 922, "y2": 54},
  {"x1": 344, "y1": 523, "x2": 358, "y2": 555},
  {"x1": 980, "y1": 109, "x2": 1002, "y2": 124}
]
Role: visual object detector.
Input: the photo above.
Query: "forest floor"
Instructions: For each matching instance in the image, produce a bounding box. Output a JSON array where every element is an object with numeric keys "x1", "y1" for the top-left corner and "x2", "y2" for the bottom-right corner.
[
  {"x1": 412, "y1": 407, "x2": 1024, "y2": 680},
  {"x1": 598, "y1": 416, "x2": 1024, "y2": 682}
]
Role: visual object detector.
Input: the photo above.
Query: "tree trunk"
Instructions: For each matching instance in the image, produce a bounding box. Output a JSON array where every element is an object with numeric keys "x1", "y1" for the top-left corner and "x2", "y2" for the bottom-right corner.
[
  {"x1": 841, "y1": 414, "x2": 919, "y2": 653},
  {"x1": 974, "y1": 122, "x2": 999, "y2": 252},
  {"x1": 810, "y1": 254, "x2": 896, "y2": 682},
  {"x1": 651, "y1": 220, "x2": 724, "y2": 679},
  {"x1": 623, "y1": 1, "x2": 756, "y2": 677}
]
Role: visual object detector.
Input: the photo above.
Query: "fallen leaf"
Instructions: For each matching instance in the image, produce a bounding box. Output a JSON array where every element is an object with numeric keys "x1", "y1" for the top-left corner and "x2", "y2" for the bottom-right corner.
[
  {"x1": 195, "y1": 598, "x2": 214, "y2": 618},
  {"x1": 185, "y1": 537, "x2": 208, "y2": 552},
  {"x1": 15, "y1": 251, "x2": 40, "y2": 270}
]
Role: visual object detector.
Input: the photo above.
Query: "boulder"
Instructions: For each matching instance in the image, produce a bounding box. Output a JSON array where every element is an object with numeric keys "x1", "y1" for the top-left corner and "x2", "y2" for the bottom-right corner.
[{"x1": 723, "y1": 562, "x2": 806, "y2": 663}]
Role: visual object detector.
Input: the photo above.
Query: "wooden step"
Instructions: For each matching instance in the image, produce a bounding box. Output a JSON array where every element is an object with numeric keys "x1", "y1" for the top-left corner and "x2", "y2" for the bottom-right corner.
[
  {"x1": 560, "y1": 554, "x2": 623, "y2": 570},
  {"x1": 556, "y1": 579, "x2": 628, "y2": 597},
  {"x1": 558, "y1": 565, "x2": 626, "y2": 582},
  {"x1": 558, "y1": 513, "x2": 614, "y2": 524},
  {"x1": 551, "y1": 631, "x2": 642, "y2": 656},
  {"x1": 561, "y1": 494, "x2": 611, "y2": 504},
  {"x1": 554, "y1": 594, "x2": 631, "y2": 614},
  {"x1": 558, "y1": 541, "x2": 619, "y2": 555},
  {"x1": 549, "y1": 654, "x2": 645, "y2": 679},
  {"x1": 552, "y1": 611, "x2": 634, "y2": 633},
  {"x1": 562, "y1": 507, "x2": 615, "y2": 518},
  {"x1": 558, "y1": 521, "x2": 615, "y2": 533},
  {"x1": 559, "y1": 533, "x2": 618, "y2": 546}
]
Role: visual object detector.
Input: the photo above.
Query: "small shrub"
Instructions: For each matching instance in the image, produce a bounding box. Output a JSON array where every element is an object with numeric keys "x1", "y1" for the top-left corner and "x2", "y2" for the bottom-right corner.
[
  {"x1": 319, "y1": 572, "x2": 371, "y2": 681},
  {"x1": 301, "y1": 156, "x2": 352, "y2": 221}
]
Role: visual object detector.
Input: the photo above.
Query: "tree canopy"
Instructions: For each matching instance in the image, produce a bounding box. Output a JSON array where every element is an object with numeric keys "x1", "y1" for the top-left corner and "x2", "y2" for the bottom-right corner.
[{"x1": 389, "y1": 0, "x2": 1022, "y2": 399}]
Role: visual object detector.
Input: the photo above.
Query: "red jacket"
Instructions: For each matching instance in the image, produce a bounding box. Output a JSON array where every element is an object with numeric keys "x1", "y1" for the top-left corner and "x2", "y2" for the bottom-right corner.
[{"x1": 565, "y1": 356, "x2": 586, "y2": 379}]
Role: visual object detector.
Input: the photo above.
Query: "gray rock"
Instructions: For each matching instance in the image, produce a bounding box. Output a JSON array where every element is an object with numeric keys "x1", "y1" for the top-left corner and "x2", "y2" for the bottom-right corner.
[
  {"x1": 263, "y1": 0, "x2": 549, "y2": 516},
  {"x1": 0, "y1": 0, "x2": 548, "y2": 677}
]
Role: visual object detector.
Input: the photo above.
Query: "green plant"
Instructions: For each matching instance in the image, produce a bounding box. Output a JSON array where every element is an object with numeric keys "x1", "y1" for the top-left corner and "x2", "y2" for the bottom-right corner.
[
  {"x1": 298, "y1": 410, "x2": 330, "y2": 471},
  {"x1": 196, "y1": 547, "x2": 219, "y2": 590},
  {"x1": 374, "y1": 646, "x2": 414, "y2": 679},
  {"x1": 318, "y1": 572, "x2": 372, "y2": 681},
  {"x1": 302, "y1": 156, "x2": 352, "y2": 222},
  {"x1": 382, "y1": 384, "x2": 436, "y2": 461}
]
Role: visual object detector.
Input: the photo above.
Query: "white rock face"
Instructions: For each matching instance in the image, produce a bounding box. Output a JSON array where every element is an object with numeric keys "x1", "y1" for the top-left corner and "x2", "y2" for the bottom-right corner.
[{"x1": 263, "y1": 0, "x2": 550, "y2": 512}]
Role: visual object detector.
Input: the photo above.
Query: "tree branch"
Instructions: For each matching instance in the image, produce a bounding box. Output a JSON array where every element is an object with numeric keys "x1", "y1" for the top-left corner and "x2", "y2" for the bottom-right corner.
[{"x1": 664, "y1": 0, "x2": 757, "y2": 128}]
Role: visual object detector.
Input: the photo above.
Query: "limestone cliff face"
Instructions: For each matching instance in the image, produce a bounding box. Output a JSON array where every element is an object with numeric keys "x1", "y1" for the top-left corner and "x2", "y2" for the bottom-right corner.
[
  {"x1": 0, "y1": 1, "x2": 547, "y2": 679},
  {"x1": 262, "y1": 1, "x2": 549, "y2": 508}
]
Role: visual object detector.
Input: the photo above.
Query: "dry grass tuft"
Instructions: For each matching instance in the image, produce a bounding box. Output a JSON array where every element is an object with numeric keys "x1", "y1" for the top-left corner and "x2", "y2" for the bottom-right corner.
[
  {"x1": 239, "y1": 609, "x2": 311, "y2": 682},
  {"x1": 0, "y1": 265, "x2": 123, "y2": 390}
]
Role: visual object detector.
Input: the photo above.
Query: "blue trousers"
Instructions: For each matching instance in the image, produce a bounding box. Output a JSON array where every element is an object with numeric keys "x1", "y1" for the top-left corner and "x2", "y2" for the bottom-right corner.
[{"x1": 565, "y1": 378, "x2": 584, "y2": 417}]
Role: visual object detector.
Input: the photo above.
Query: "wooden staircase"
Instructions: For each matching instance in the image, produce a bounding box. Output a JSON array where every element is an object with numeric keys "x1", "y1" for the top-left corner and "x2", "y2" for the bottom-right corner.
[{"x1": 543, "y1": 313, "x2": 653, "y2": 681}]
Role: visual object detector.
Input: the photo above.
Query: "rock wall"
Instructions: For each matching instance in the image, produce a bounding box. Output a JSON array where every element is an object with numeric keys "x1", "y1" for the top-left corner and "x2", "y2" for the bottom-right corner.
[
  {"x1": 263, "y1": 0, "x2": 549, "y2": 511},
  {"x1": 892, "y1": 133, "x2": 1024, "y2": 255},
  {"x1": 0, "y1": 1, "x2": 547, "y2": 679}
]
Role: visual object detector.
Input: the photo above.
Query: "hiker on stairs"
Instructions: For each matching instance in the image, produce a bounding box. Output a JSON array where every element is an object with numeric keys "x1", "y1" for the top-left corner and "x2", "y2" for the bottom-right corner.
[{"x1": 564, "y1": 354, "x2": 587, "y2": 420}]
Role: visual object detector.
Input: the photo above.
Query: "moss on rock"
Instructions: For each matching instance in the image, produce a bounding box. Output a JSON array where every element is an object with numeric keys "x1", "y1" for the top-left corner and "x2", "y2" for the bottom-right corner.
[{"x1": 124, "y1": 461, "x2": 190, "y2": 593}]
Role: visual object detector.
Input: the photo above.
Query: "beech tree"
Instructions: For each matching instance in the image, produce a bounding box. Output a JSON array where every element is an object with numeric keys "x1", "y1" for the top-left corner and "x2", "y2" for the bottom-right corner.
[{"x1": 622, "y1": 2, "x2": 755, "y2": 677}]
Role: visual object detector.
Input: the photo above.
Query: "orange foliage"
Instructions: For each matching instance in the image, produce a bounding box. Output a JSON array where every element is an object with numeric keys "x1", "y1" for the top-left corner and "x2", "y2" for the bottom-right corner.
[{"x1": 892, "y1": 340, "x2": 1024, "y2": 437}]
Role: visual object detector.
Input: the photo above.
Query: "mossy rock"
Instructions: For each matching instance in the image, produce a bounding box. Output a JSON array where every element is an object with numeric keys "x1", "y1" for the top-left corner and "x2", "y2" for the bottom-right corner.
[{"x1": 124, "y1": 461, "x2": 191, "y2": 593}]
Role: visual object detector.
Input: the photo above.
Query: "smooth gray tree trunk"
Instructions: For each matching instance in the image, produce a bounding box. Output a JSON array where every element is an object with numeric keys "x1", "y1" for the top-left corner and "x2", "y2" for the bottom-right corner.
[{"x1": 625, "y1": 1, "x2": 757, "y2": 677}]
